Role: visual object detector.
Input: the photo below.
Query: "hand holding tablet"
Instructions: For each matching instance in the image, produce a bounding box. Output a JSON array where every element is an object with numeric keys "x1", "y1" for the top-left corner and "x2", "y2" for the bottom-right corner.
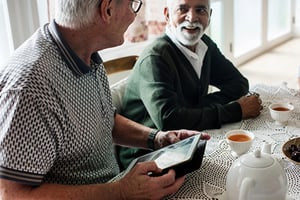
[{"x1": 123, "y1": 135, "x2": 207, "y2": 178}]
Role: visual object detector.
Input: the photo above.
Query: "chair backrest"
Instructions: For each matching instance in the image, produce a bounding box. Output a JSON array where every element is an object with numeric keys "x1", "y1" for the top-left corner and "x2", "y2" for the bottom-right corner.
[
  {"x1": 103, "y1": 55, "x2": 138, "y2": 75},
  {"x1": 103, "y1": 55, "x2": 138, "y2": 113}
]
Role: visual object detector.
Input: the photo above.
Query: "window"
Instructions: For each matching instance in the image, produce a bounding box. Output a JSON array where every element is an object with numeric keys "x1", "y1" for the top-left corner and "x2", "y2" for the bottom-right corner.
[
  {"x1": 233, "y1": 0, "x2": 262, "y2": 57},
  {"x1": 268, "y1": 0, "x2": 292, "y2": 41},
  {"x1": 1, "y1": 0, "x2": 299, "y2": 67},
  {"x1": 209, "y1": 0, "x2": 224, "y2": 51},
  {"x1": 295, "y1": 0, "x2": 300, "y2": 27}
]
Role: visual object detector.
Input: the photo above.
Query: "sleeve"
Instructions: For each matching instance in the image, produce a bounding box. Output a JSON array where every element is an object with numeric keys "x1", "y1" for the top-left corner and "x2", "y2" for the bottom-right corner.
[
  {"x1": 0, "y1": 89, "x2": 57, "y2": 186},
  {"x1": 199, "y1": 36, "x2": 249, "y2": 106}
]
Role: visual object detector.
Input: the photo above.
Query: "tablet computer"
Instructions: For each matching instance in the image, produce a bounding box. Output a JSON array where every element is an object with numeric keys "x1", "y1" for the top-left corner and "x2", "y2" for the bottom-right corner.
[{"x1": 123, "y1": 134, "x2": 207, "y2": 178}]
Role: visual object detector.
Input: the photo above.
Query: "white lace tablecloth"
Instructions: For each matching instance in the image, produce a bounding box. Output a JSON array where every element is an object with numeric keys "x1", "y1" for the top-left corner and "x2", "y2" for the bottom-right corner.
[{"x1": 164, "y1": 83, "x2": 300, "y2": 200}]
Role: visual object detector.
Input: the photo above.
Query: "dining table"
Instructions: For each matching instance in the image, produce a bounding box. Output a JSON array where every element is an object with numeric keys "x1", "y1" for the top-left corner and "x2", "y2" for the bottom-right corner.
[{"x1": 162, "y1": 83, "x2": 300, "y2": 200}]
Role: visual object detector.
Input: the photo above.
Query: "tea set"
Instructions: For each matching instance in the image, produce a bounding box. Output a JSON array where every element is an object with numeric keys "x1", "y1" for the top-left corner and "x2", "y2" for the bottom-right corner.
[
  {"x1": 226, "y1": 145, "x2": 288, "y2": 200},
  {"x1": 212, "y1": 100, "x2": 296, "y2": 200},
  {"x1": 268, "y1": 102, "x2": 294, "y2": 125},
  {"x1": 212, "y1": 140, "x2": 291, "y2": 200},
  {"x1": 217, "y1": 99, "x2": 296, "y2": 200}
]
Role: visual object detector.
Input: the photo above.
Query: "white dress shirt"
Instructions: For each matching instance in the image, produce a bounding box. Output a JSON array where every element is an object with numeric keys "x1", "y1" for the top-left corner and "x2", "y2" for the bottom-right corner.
[{"x1": 165, "y1": 27, "x2": 208, "y2": 79}]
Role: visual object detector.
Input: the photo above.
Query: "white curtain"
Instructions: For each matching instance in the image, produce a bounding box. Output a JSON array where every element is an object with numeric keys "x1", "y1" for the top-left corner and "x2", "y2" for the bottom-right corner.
[
  {"x1": 295, "y1": 0, "x2": 300, "y2": 35},
  {"x1": 0, "y1": 0, "x2": 13, "y2": 67},
  {"x1": 0, "y1": 0, "x2": 47, "y2": 67}
]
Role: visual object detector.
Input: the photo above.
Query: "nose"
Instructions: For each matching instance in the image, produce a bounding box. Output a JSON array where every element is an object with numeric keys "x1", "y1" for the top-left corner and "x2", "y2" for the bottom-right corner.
[{"x1": 185, "y1": 9, "x2": 199, "y2": 23}]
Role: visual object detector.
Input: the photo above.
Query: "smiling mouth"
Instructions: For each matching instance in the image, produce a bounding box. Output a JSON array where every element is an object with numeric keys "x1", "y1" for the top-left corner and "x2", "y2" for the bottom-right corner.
[{"x1": 182, "y1": 26, "x2": 200, "y2": 33}]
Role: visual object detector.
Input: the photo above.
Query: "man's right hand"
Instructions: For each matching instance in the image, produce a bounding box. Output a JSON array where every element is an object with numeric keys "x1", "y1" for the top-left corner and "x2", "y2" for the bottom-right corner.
[{"x1": 118, "y1": 161, "x2": 185, "y2": 200}]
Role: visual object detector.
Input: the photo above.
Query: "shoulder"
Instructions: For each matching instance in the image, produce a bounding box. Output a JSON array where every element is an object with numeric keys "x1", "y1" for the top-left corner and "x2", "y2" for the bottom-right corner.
[
  {"x1": 2, "y1": 29, "x2": 63, "y2": 95},
  {"x1": 146, "y1": 35, "x2": 180, "y2": 51},
  {"x1": 201, "y1": 34, "x2": 218, "y2": 48},
  {"x1": 139, "y1": 35, "x2": 182, "y2": 61}
]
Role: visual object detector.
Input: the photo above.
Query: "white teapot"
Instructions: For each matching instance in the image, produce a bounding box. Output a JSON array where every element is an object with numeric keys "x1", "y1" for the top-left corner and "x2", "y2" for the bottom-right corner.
[{"x1": 226, "y1": 147, "x2": 287, "y2": 200}]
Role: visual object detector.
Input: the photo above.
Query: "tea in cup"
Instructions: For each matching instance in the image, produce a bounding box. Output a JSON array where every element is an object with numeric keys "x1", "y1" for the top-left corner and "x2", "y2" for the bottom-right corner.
[
  {"x1": 221, "y1": 130, "x2": 255, "y2": 157},
  {"x1": 269, "y1": 103, "x2": 294, "y2": 125}
]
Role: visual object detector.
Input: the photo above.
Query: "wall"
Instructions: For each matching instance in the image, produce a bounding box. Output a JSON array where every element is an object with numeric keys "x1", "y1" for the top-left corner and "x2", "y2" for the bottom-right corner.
[{"x1": 124, "y1": 0, "x2": 166, "y2": 42}]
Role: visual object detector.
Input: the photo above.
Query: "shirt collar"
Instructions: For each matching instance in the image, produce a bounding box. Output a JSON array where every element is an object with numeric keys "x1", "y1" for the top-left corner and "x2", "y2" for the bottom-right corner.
[{"x1": 48, "y1": 20, "x2": 102, "y2": 76}]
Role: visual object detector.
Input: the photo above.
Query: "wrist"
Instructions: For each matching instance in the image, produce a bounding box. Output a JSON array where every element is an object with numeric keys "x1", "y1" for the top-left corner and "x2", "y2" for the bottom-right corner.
[
  {"x1": 147, "y1": 129, "x2": 160, "y2": 150},
  {"x1": 107, "y1": 181, "x2": 126, "y2": 200}
]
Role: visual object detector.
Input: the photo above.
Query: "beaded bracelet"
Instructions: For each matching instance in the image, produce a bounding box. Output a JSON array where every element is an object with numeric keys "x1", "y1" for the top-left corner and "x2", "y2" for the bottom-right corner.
[{"x1": 147, "y1": 129, "x2": 160, "y2": 150}]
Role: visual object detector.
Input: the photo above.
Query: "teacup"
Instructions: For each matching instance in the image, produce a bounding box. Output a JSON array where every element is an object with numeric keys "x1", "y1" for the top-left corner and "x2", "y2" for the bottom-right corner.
[
  {"x1": 220, "y1": 129, "x2": 255, "y2": 157},
  {"x1": 269, "y1": 102, "x2": 294, "y2": 125}
]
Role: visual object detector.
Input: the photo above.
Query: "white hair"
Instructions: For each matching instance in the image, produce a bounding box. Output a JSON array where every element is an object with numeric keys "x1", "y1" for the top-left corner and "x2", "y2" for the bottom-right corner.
[
  {"x1": 55, "y1": 0, "x2": 100, "y2": 29},
  {"x1": 165, "y1": 0, "x2": 211, "y2": 10}
]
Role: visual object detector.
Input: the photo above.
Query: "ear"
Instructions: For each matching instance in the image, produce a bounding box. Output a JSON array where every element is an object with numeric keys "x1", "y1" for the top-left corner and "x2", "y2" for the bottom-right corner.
[
  {"x1": 164, "y1": 7, "x2": 170, "y2": 22},
  {"x1": 99, "y1": 0, "x2": 113, "y2": 23},
  {"x1": 208, "y1": 8, "x2": 212, "y2": 25}
]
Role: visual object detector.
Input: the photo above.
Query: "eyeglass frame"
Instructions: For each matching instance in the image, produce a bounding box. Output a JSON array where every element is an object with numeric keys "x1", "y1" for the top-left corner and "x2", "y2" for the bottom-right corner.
[
  {"x1": 129, "y1": 0, "x2": 143, "y2": 13},
  {"x1": 98, "y1": 0, "x2": 142, "y2": 14}
]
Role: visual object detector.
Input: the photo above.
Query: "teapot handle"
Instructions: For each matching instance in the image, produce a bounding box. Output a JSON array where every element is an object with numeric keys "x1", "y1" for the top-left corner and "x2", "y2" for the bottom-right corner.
[{"x1": 239, "y1": 177, "x2": 255, "y2": 200}]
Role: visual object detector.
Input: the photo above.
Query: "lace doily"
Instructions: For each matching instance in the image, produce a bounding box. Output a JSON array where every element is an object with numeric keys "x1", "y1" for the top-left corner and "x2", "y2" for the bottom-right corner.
[{"x1": 164, "y1": 84, "x2": 300, "y2": 200}]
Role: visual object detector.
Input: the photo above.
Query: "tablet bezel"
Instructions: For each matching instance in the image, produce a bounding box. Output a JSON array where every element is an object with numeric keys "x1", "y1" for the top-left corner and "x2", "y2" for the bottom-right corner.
[{"x1": 124, "y1": 134, "x2": 201, "y2": 174}]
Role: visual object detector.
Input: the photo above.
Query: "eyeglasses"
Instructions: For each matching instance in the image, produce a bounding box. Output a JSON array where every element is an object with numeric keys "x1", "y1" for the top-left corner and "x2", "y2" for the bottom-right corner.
[{"x1": 130, "y1": 0, "x2": 143, "y2": 13}]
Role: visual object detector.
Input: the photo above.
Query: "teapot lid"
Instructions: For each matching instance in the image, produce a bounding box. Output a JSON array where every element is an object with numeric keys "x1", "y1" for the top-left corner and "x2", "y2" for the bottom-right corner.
[{"x1": 240, "y1": 149, "x2": 274, "y2": 168}]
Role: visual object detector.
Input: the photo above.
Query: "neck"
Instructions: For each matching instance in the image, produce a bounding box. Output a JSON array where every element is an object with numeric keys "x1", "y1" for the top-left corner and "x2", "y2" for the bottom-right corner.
[
  {"x1": 185, "y1": 44, "x2": 197, "y2": 52},
  {"x1": 56, "y1": 25, "x2": 94, "y2": 65},
  {"x1": 56, "y1": 22, "x2": 113, "y2": 66}
]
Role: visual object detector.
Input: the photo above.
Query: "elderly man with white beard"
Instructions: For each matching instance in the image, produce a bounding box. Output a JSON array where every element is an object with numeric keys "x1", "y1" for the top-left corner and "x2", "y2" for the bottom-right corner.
[{"x1": 117, "y1": 0, "x2": 263, "y2": 170}]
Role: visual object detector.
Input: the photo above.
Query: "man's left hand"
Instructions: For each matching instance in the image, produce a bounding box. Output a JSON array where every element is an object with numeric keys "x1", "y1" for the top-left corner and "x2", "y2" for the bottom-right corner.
[{"x1": 154, "y1": 130, "x2": 210, "y2": 149}]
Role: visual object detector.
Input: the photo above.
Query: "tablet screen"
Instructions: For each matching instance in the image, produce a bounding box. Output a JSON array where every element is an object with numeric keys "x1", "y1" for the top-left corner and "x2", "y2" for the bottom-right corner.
[
  {"x1": 127, "y1": 135, "x2": 201, "y2": 170},
  {"x1": 153, "y1": 135, "x2": 200, "y2": 169}
]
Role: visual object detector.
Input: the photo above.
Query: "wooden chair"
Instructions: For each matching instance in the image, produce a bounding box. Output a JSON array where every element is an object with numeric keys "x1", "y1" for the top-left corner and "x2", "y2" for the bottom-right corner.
[
  {"x1": 103, "y1": 55, "x2": 138, "y2": 75},
  {"x1": 103, "y1": 55, "x2": 138, "y2": 113}
]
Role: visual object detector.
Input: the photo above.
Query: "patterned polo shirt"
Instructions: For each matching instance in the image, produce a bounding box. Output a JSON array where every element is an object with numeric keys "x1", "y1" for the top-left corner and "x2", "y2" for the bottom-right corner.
[{"x1": 0, "y1": 20, "x2": 119, "y2": 186}]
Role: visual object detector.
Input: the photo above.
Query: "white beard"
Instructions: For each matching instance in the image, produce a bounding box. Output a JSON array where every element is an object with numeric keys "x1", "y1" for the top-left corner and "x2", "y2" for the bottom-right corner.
[{"x1": 170, "y1": 21, "x2": 204, "y2": 46}]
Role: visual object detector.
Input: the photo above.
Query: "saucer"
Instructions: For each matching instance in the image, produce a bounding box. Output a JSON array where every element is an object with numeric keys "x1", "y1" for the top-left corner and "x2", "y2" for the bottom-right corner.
[{"x1": 274, "y1": 120, "x2": 288, "y2": 126}]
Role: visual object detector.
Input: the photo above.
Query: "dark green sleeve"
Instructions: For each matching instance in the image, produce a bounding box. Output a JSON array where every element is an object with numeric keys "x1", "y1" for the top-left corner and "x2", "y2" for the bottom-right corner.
[{"x1": 199, "y1": 35, "x2": 249, "y2": 106}]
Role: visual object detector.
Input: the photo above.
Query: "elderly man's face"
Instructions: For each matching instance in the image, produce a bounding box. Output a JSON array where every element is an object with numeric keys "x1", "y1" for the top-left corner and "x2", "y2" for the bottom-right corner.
[
  {"x1": 165, "y1": 0, "x2": 211, "y2": 47},
  {"x1": 108, "y1": 0, "x2": 138, "y2": 46}
]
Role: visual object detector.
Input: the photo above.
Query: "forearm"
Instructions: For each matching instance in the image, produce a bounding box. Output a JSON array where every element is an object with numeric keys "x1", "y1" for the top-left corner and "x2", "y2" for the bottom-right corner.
[
  {"x1": 0, "y1": 179, "x2": 122, "y2": 200},
  {"x1": 112, "y1": 114, "x2": 152, "y2": 149},
  {"x1": 201, "y1": 84, "x2": 247, "y2": 105},
  {"x1": 157, "y1": 103, "x2": 242, "y2": 131},
  {"x1": 208, "y1": 74, "x2": 249, "y2": 104},
  {"x1": 209, "y1": 47, "x2": 249, "y2": 102}
]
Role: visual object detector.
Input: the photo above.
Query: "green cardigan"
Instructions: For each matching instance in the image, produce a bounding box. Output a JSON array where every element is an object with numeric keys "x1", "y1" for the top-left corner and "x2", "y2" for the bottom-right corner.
[{"x1": 118, "y1": 34, "x2": 249, "y2": 169}]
